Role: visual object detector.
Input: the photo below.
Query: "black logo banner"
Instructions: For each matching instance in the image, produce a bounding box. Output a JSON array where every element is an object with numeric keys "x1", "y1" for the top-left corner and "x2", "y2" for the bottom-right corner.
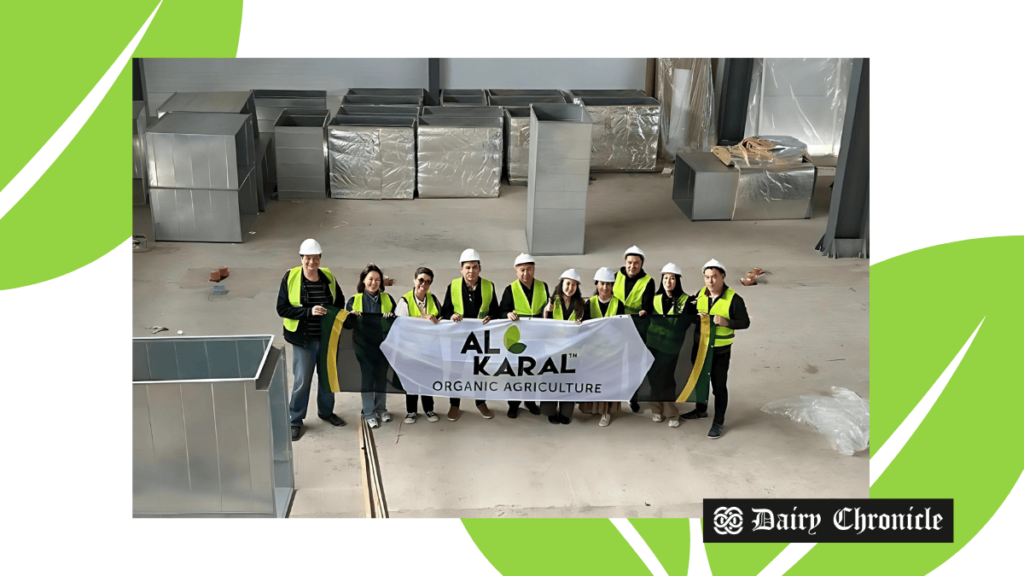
[{"x1": 703, "y1": 499, "x2": 953, "y2": 543}]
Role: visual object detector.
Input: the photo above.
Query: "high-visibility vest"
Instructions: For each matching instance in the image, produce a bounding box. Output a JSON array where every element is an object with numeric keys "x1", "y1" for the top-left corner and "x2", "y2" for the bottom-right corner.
[
  {"x1": 450, "y1": 277, "x2": 494, "y2": 318},
  {"x1": 402, "y1": 290, "x2": 439, "y2": 318},
  {"x1": 283, "y1": 266, "x2": 337, "y2": 332},
  {"x1": 696, "y1": 286, "x2": 736, "y2": 346},
  {"x1": 588, "y1": 296, "x2": 621, "y2": 318},
  {"x1": 351, "y1": 291, "x2": 394, "y2": 314},
  {"x1": 511, "y1": 280, "x2": 548, "y2": 317},
  {"x1": 653, "y1": 293, "x2": 688, "y2": 315},
  {"x1": 613, "y1": 271, "x2": 653, "y2": 315},
  {"x1": 551, "y1": 297, "x2": 580, "y2": 321}
]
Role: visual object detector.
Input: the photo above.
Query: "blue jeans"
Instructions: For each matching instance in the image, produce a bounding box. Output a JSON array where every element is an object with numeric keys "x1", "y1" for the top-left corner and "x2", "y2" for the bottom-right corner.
[
  {"x1": 288, "y1": 340, "x2": 335, "y2": 426},
  {"x1": 362, "y1": 391, "x2": 387, "y2": 418}
]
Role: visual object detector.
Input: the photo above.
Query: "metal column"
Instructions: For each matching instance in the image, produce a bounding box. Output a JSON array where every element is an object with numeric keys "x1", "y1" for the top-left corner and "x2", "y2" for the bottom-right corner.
[
  {"x1": 716, "y1": 58, "x2": 753, "y2": 146},
  {"x1": 428, "y1": 58, "x2": 441, "y2": 107},
  {"x1": 817, "y1": 58, "x2": 869, "y2": 259}
]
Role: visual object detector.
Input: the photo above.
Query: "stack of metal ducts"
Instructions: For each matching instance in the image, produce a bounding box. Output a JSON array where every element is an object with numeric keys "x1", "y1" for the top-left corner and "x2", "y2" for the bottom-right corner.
[
  {"x1": 327, "y1": 114, "x2": 416, "y2": 200},
  {"x1": 416, "y1": 115, "x2": 502, "y2": 199},
  {"x1": 252, "y1": 90, "x2": 327, "y2": 134},
  {"x1": 579, "y1": 96, "x2": 662, "y2": 172},
  {"x1": 486, "y1": 89, "x2": 570, "y2": 104},
  {"x1": 441, "y1": 89, "x2": 487, "y2": 106},
  {"x1": 342, "y1": 94, "x2": 423, "y2": 107},
  {"x1": 336, "y1": 105, "x2": 420, "y2": 117},
  {"x1": 145, "y1": 112, "x2": 258, "y2": 242},
  {"x1": 274, "y1": 108, "x2": 330, "y2": 200},
  {"x1": 419, "y1": 106, "x2": 504, "y2": 124},
  {"x1": 133, "y1": 101, "x2": 148, "y2": 205}
]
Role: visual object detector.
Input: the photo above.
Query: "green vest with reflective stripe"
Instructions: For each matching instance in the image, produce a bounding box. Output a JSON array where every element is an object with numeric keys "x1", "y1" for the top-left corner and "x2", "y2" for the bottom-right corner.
[
  {"x1": 588, "y1": 296, "x2": 621, "y2": 318},
  {"x1": 696, "y1": 286, "x2": 736, "y2": 346},
  {"x1": 402, "y1": 290, "x2": 438, "y2": 317},
  {"x1": 653, "y1": 293, "x2": 687, "y2": 315},
  {"x1": 613, "y1": 271, "x2": 652, "y2": 315},
  {"x1": 511, "y1": 280, "x2": 547, "y2": 317},
  {"x1": 450, "y1": 277, "x2": 494, "y2": 318},
  {"x1": 284, "y1": 266, "x2": 336, "y2": 332},
  {"x1": 351, "y1": 291, "x2": 394, "y2": 314},
  {"x1": 551, "y1": 297, "x2": 579, "y2": 321}
]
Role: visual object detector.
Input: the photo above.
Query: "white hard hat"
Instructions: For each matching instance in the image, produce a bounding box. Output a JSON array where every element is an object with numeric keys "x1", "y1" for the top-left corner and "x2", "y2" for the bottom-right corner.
[
  {"x1": 661, "y1": 263, "x2": 683, "y2": 276},
  {"x1": 594, "y1": 267, "x2": 616, "y2": 283},
  {"x1": 299, "y1": 238, "x2": 322, "y2": 255},
  {"x1": 559, "y1": 269, "x2": 581, "y2": 283},
  {"x1": 460, "y1": 248, "x2": 481, "y2": 264},
  {"x1": 702, "y1": 259, "x2": 726, "y2": 274},
  {"x1": 514, "y1": 253, "x2": 535, "y2": 266},
  {"x1": 623, "y1": 245, "x2": 645, "y2": 259}
]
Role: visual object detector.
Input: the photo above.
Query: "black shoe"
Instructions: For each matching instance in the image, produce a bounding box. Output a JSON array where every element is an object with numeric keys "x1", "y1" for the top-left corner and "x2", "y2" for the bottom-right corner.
[
  {"x1": 548, "y1": 415, "x2": 561, "y2": 424},
  {"x1": 527, "y1": 403, "x2": 541, "y2": 415},
  {"x1": 507, "y1": 407, "x2": 518, "y2": 419},
  {"x1": 291, "y1": 426, "x2": 302, "y2": 441},
  {"x1": 319, "y1": 413, "x2": 347, "y2": 427},
  {"x1": 630, "y1": 401, "x2": 641, "y2": 413},
  {"x1": 559, "y1": 415, "x2": 572, "y2": 425},
  {"x1": 708, "y1": 424, "x2": 723, "y2": 439},
  {"x1": 681, "y1": 409, "x2": 709, "y2": 420}
]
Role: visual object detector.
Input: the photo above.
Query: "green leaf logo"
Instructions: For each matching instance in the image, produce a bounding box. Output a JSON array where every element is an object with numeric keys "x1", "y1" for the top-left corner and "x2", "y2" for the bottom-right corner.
[{"x1": 503, "y1": 326, "x2": 527, "y2": 354}]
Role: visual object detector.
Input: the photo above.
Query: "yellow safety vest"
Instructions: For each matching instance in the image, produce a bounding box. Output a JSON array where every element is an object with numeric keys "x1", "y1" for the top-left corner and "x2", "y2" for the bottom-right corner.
[
  {"x1": 613, "y1": 271, "x2": 653, "y2": 315},
  {"x1": 450, "y1": 277, "x2": 494, "y2": 318},
  {"x1": 588, "y1": 296, "x2": 621, "y2": 318},
  {"x1": 283, "y1": 266, "x2": 337, "y2": 332},
  {"x1": 351, "y1": 291, "x2": 394, "y2": 314},
  {"x1": 696, "y1": 286, "x2": 736, "y2": 346},
  {"x1": 511, "y1": 280, "x2": 548, "y2": 317},
  {"x1": 402, "y1": 290, "x2": 438, "y2": 317},
  {"x1": 551, "y1": 297, "x2": 579, "y2": 321},
  {"x1": 653, "y1": 293, "x2": 687, "y2": 315}
]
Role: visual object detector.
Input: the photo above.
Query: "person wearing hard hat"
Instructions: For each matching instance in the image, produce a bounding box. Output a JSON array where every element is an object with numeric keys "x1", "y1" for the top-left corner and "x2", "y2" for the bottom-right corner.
[
  {"x1": 499, "y1": 253, "x2": 549, "y2": 418},
  {"x1": 579, "y1": 267, "x2": 626, "y2": 426},
  {"x1": 439, "y1": 248, "x2": 499, "y2": 421},
  {"x1": 395, "y1": 266, "x2": 442, "y2": 424},
  {"x1": 646, "y1": 263, "x2": 689, "y2": 427},
  {"x1": 276, "y1": 239, "x2": 347, "y2": 441},
  {"x1": 346, "y1": 263, "x2": 399, "y2": 429},
  {"x1": 679, "y1": 259, "x2": 751, "y2": 439},
  {"x1": 540, "y1": 269, "x2": 585, "y2": 424},
  {"x1": 614, "y1": 246, "x2": 656, "y2": 413}
]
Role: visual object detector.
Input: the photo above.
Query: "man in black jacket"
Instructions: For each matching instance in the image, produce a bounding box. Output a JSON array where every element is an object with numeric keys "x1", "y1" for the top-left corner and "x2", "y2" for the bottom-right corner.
[{"x1": 276, "y1": 239, "x2": 347, "y2": 441}]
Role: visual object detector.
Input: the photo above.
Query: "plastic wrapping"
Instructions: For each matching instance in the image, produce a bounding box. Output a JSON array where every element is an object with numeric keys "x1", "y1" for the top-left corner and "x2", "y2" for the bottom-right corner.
[
  {"x1": 656, "y1": 58, "x2": 717, "y2": 160},
  {"x1": 762, "y1": 387, "x2": 869, "y2": 456},
  {"x1": 745, "y1": 58, "x2": 853, "y2": 156},
  {"x1": 416, "y1": 118, "x2": 502, "y2": 198},
  {"x1": 582, "y1": 97, "x2": 661, "y2": 172},
  {"x1": 327, "y1": 117, "x2": 415, "y2": 200},
  {"x1": 504, "y1": 107, "x2": 531, "y2": 185},
  {"x1": 730, "y1": 135, "x2": 814, "y2": 220}
]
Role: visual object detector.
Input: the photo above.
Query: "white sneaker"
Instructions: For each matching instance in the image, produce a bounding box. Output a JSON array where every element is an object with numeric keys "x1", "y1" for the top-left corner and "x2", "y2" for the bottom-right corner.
[
  {"x1": 404, "y1": 412, "x2": 417, "y2": 424},
  {"x1": 668, "y1": 419, "x2": 680, "y2": 428},
  {"x1": 652, "y1": 414, "x2": 664, "y2": 423},
  {"x1": 425, "y1": 411, "x2": 440, "y2": 422},
  {"x1": 599, "y1": 414, "x2": 612, "y2": 427},
  {"x1": 366, "y1": 416, "x2": 380, "y2": 429},
  {"x1": 380, "y1": 411, "x2": 393, "y2": 423}
]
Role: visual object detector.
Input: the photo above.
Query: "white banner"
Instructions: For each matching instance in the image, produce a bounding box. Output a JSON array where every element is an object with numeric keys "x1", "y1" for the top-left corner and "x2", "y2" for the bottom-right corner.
[{"x1": 380, "y1": 317, "x2": 654, "y2": 402}]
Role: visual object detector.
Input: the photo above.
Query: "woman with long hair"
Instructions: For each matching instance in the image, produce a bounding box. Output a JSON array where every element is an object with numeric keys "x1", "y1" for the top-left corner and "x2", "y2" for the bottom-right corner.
[
  {"x1": 346, "y1": 263, "x2": 398, "y2": 429},
  {"x1": 540, "y1": 269, "x2": 585, "y2": 424}
]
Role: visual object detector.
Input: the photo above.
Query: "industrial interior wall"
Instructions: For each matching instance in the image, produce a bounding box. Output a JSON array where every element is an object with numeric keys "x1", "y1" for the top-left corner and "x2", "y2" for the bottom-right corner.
[
  {"x1": 743, "y1": 58, "x2": 853, "y2": 157},
  {"x1": 656, "y1": 58, "x2": 718, "y2": 161},
  {"x1": 441, "y1": 59, "x2": 647, "y2": 90},
  {"x1": 143, "y1": 58, "x2": 429, "y2": 115}
]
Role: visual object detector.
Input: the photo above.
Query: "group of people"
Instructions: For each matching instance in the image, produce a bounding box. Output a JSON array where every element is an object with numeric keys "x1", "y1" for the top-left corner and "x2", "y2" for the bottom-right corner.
[{"x1": 276, "y1": 241, "x2": 750, "y2": 442}]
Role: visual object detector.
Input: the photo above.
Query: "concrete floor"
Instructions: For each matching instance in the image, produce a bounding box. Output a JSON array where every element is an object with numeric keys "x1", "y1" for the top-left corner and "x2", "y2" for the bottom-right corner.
[{"x1": 133, "y1": 171, "x2": 869, "y2": 518}]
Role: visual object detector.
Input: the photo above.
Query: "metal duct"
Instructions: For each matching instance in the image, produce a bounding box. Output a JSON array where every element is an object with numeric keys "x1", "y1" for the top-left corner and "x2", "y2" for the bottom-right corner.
[
  {"x1": 580, "y1": 96, "x2": 662, "y2": 172},
  {"x1": 274, "y1": 108, "x2": 330, "y2": 199},
  {"x1": 327, "y1": 116, "x2": 416, "y2": 200},
  {"x1": 416, "y1": 117, "x2": 502, "y2": 198}
]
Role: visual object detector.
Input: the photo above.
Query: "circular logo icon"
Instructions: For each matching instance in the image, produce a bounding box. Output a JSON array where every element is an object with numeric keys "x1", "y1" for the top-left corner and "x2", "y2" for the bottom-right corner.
[{"x1": 713, "y1": 506, "x2": 744, "y2": 535}]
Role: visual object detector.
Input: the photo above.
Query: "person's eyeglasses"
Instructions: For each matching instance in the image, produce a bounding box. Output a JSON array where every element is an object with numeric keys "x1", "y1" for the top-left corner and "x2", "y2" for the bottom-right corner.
[{"x1": 416, "y1": 278, "x2": 432, "y2": 284}]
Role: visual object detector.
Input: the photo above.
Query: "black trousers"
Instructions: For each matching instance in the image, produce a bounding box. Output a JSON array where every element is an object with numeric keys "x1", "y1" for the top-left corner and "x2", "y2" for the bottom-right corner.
[
  {"x1": 450, "y1": 398, "x2": 486, "y2": 407},
  {"x1": 540, "y1": 401, "x2": 575, "y2": 420},
  {"x1": 694, "y1": 349, "x2": 731, "y2": 426},
  {"x1": 507, "y1": 401, "x2": 538, "y2": 412},
  {"x1": 406, "y1": 394, "x2": 434, "y2": 413}
]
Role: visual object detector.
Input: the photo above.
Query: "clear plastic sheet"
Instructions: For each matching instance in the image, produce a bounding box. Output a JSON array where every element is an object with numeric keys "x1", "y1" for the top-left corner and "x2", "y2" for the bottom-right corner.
[
  {"x1": 656, "y1": 58, "x2": 717, "y2": 160},
  {"x1": 504, "y1": 108, "x2": 531, "y2": 185},
  {"x1": 745, "y1": 58, "x2": 853, "y2": 156},
  {"x1": 328, "y1": 125, "x2": 415, "y2": 200},
  {"x1": 730, "y1": 135, "x2": 814, "y2": 220},
  {"x1": 762, "y1": 386, "x2": 869, "y2": 456},
  {"x1": 416, "y1": 122, "x2": 502, "y2": 198},
  {"x1": 583, "y1": 98, "x2": 661, "y2": 172}
]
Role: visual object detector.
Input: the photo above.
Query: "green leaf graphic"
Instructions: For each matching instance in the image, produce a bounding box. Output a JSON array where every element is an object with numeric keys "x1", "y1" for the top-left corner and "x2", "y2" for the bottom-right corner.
[
  {"x1": 508, "y1": 342, "x2": 527, "y2": 354},
  {"x1": 503, "y1": 325, "x2": 521, "y2": 349}
]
